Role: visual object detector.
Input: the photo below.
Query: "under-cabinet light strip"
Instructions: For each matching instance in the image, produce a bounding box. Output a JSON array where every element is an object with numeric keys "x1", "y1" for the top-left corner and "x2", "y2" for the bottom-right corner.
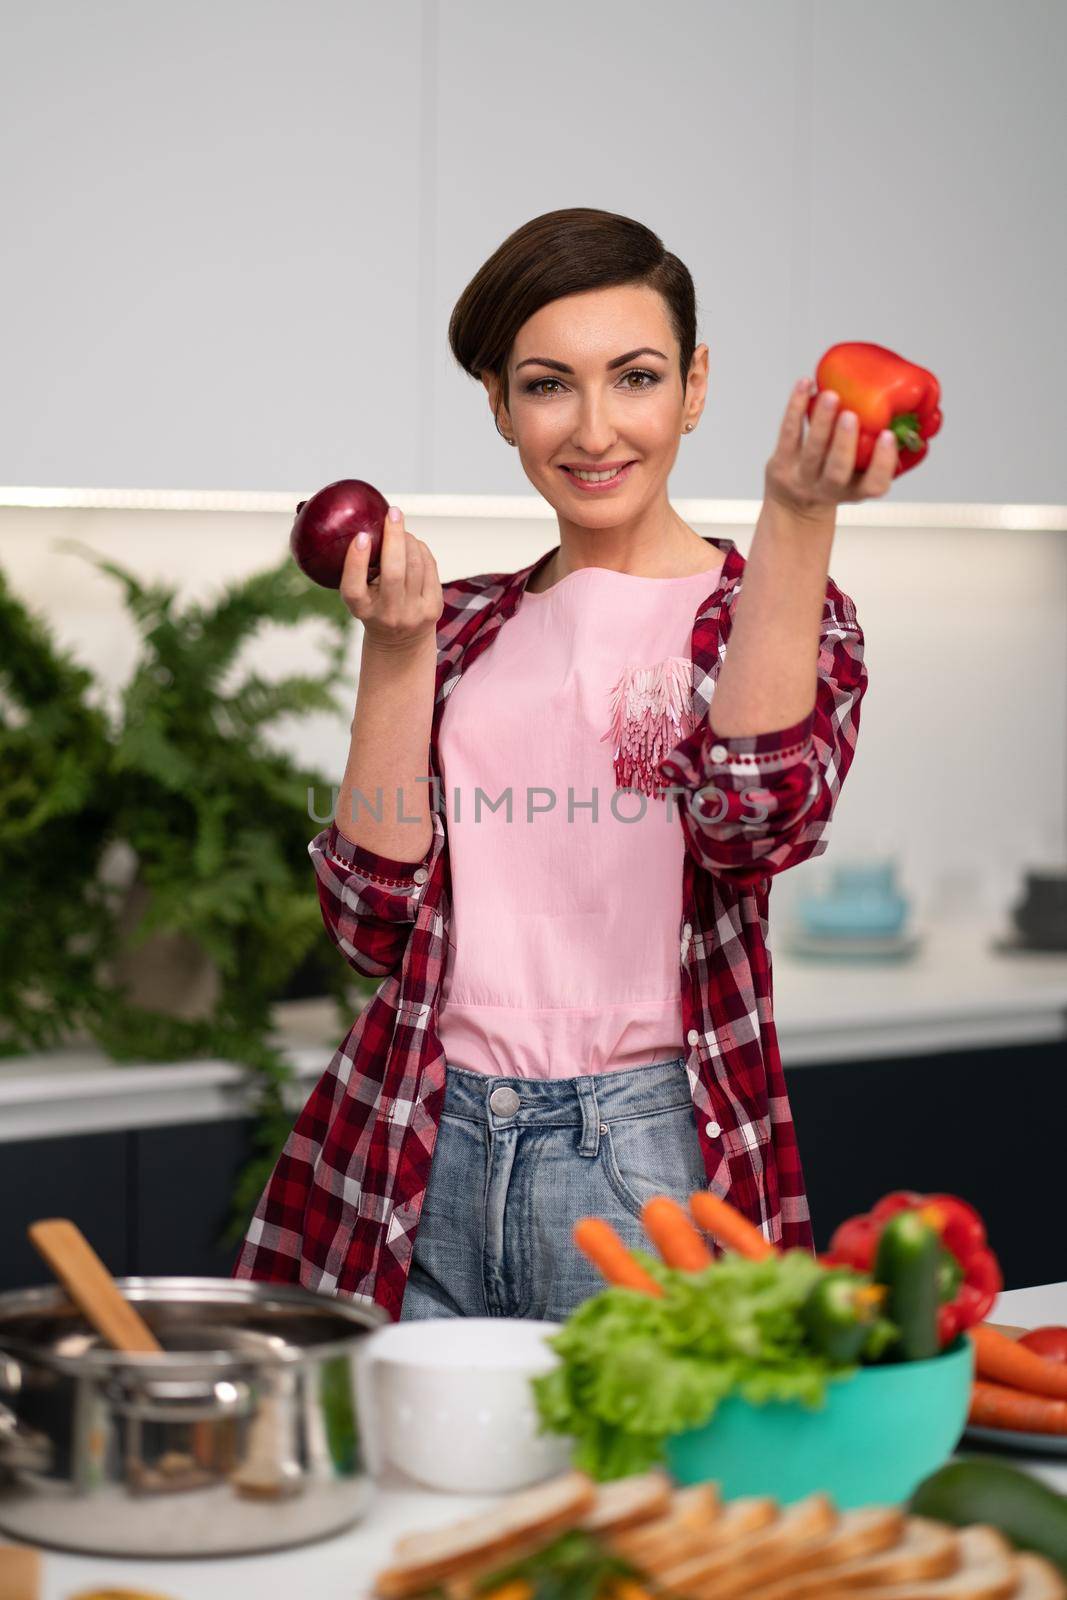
[{"x1": 0, "y1": 487, "x2": 1064, "y2": 532}]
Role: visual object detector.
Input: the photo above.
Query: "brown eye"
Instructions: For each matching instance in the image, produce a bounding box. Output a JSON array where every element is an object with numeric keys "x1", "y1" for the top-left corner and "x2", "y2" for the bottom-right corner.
[{"x1": 524, "y1": 368, "x2": 662, "y2": 397}]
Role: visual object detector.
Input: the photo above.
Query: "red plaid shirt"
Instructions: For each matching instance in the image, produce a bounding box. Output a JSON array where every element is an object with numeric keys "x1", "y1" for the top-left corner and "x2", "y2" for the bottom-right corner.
[{"x1": 233, "y1": 535, "x2": 868, "y2": 1320}]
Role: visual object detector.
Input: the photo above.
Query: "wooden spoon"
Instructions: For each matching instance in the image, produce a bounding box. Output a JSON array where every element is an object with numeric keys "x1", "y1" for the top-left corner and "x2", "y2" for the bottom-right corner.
[{"x1": 27, "y1": 1218, "x2": 162, "y2": 1354}]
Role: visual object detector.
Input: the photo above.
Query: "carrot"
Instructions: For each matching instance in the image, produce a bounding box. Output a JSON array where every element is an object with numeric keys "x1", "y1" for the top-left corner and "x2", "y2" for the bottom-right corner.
[
  {"x1": 971, "y1": 1322, "x2": 1067, "y2": 1399},
  {"x1": 641, "y1": 1195, "x2": 715, "y2": 1271},
  {"x1": 689, "y1": 1190, "x2": 777, "y2": 1261},
  {"x1": 572, "y1": 1218, "x2": 664, "y2": 1297},
  {"x1": 969, "y1": 1378, "x2": 1067, "y2": 1434}
]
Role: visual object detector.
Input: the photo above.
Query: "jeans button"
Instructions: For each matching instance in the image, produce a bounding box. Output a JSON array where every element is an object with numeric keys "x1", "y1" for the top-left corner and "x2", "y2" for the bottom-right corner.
[{"x1": 489, "y1": 1085, "x2": 521, "y2": 1116}]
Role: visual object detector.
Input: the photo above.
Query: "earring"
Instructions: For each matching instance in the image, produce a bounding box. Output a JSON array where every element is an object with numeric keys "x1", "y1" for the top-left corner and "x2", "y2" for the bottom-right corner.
[
  {"x1": 506, "y1": 436, "x2": 516, "y2": 446},
  {"x1": 683, "y1": 423, "x2": 694, "y2": 433}
]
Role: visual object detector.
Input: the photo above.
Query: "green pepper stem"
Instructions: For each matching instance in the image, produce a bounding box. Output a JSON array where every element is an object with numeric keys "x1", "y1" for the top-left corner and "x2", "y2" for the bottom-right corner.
[{"x1": 891, "y1": 411, "x2": 924, "y2": 453}]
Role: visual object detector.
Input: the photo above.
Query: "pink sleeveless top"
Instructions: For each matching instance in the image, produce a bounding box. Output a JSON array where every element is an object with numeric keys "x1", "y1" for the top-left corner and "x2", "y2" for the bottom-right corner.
[{"x1": 436, "y1": 561, "x2": 722, "y2": 1079}]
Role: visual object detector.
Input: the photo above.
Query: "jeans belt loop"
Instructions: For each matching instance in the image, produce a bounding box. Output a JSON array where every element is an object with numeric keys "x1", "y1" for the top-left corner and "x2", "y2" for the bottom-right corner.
[{"x1": 576, "y1": 1077, "x2": 601, "y2": 1158}]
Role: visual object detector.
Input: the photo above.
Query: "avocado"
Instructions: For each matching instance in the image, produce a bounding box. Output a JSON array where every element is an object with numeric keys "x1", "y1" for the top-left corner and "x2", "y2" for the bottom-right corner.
[{"x1": 909, "y1": 1457, "x2": 1067, "y2": 1574}]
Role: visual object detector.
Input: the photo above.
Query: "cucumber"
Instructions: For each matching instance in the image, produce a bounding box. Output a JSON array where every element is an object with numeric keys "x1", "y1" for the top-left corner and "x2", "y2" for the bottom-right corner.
[
  {"x1": 873, "y1": 1208, "x2": 941, "y2": 1361},
  {"x1": 909, "y1": 1458, "x2": 1067, "y2": 1574}
]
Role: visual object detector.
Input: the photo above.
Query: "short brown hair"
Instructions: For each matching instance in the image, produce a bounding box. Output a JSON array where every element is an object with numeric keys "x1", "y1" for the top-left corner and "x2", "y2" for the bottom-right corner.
[{"x1": 448, "y1": 207, "x2": 699, "y2": 441}]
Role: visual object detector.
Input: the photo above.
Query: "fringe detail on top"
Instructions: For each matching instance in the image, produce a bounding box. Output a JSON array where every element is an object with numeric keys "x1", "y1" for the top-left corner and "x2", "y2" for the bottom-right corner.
[{"x1": 600, "y1": 655, "x2": 697, "y2": 800}]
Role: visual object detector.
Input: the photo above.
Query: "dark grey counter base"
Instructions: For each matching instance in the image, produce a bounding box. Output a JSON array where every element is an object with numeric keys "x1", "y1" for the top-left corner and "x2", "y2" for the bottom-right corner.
[{"x1": 2, "y1": 1038, "x2": 1064, "y2": 1297}]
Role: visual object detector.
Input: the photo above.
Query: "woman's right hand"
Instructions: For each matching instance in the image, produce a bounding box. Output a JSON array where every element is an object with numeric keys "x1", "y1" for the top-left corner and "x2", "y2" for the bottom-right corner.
[{"x1": 340, "y1": 504, "x2": 443, "y2": 653}]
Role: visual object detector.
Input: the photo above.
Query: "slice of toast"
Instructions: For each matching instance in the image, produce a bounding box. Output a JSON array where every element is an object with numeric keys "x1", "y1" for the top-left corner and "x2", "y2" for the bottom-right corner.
[
  {"x1": 747, "y1": 1515, "x2": 961, "y2": 1598},
  {"x1": 832, "y1": 1524, "x2": 1018, "y2": 1600},
  {"x1": 1010, "y1": 1552, "x2": 1067, "y2": 1600},
  {"x1": 609, "y1": 1492, "x2": 776, "y2": 1574},
  {"x1": 577, "y1": 1469, "x2": 677, "y2": 1533},
  {"x1": 605, "y1": 1483, "x2": 722, "y2": 1566},
  {"x1": 435, "y1": 1474, "x2": 706, "y2": 1599},
  {"x1": 421, "y1": 1473, "x2": 713, "y2": 1599},
  {"x1": 671, "y1": 1482, "x2": 727, "y2": 1525},
  {"x1": 694, "y1": 1505, "x2": 907, "y2": 1600},
  {"x1": 372, "y1": 1468, "x2": 597, "y2": 1598},
  {"x1": 782, "y1": 1505, "x2": 908, "y2": 1574},
  {"x1": 389, "y1": 1466, "x2": 594, "y2": 1560},
  {"x1": 656, "y1": 1493, "x2": 837, "y2": 1594}
]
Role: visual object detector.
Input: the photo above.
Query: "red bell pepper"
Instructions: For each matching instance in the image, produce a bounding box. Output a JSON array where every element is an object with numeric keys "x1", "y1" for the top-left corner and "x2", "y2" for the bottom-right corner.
[
  {"x1": 827, "y1": 1212, "x2": 881, "y2": 1271},
  {"x1": 808, "y1": 342, "x2": 942, "y2": 478},
  {"x1": 826, "y1": 1189, "x2": 1002, "y2": 1348}
]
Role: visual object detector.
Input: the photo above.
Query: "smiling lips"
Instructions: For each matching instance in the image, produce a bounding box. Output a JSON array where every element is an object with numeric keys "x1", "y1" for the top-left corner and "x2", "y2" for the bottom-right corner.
[{"x1": 561, "y1": 462, "x2": 637, "y2": 490}]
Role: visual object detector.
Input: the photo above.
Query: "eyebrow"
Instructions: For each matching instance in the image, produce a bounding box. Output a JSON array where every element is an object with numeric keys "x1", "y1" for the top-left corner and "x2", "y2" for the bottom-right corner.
[{"x1": 514, "y1": 346, "x2": 669, "y2": 374}]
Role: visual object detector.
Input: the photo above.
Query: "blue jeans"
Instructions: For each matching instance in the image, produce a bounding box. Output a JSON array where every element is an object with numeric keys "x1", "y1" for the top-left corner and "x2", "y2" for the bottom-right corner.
[{"x1": 399, "y1": 1056, "x2": 708, "y2": 1323}]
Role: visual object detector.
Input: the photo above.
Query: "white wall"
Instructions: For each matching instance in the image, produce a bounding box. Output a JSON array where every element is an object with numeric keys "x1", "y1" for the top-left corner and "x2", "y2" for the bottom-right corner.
[
  {"x1": 1, "y1": 0, "x2": 1065, "y2": 504},
  {"x1": 3, "y1": 2, "x2": 1065, "y2": 956}
]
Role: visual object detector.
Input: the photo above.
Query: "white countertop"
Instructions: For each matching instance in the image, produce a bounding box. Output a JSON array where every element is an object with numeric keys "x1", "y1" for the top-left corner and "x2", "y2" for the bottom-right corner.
[
  {"x1": 21, "y1": 1281, "x2": 1067, "y2": 1600},
  {"x1": 1, "y1": 920, "x2": 1065, "y2": 1144},
  {"x1": 770, "y1": 918, "x2": 1067, "y2": 1064}
]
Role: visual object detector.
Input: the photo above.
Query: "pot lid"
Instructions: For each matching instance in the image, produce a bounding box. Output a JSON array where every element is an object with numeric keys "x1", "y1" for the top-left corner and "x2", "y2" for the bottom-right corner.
[{"x1": 0, "y1": 1276, "x2": 387, "y2": 1374}]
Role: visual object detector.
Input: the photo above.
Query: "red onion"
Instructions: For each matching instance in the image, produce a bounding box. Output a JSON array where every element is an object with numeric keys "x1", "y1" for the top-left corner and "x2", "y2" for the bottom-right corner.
[{"x1": 289, "y1": 479, "x2": 389, "y2": 587}]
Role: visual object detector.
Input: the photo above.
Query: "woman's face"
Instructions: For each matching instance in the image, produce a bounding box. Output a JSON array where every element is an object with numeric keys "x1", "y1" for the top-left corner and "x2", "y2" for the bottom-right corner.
[{"x1": 484, "y1": 283, "x2": 706, "y2": 526}]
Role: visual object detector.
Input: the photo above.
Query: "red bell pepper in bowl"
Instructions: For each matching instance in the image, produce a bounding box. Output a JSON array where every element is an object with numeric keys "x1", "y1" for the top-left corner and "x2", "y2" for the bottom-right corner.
[
  {"x1": 826, "y1": 1190, "x2": 1002, "y2": 1349},
  {"x1": 809, "y1": 342, "x2": 942, "y2": 477}
]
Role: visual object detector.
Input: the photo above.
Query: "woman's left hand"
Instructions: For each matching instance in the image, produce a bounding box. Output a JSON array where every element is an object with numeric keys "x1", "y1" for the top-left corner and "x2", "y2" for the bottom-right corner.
[{"x1": 764, "y1": 378, "x2": 899, "y2": 522}]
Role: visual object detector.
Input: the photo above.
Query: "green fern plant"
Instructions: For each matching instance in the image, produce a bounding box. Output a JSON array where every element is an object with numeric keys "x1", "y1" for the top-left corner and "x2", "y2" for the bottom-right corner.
[
  {"x1": 0, "y1": 566, "x2": 122, "y2": 1051},
  {"x1": 1, "y1": 542, "x2": 380, "y2": 1245}
]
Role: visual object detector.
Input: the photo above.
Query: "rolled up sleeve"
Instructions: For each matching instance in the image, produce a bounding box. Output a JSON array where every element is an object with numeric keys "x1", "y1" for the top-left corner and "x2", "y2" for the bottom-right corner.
[
  {"x1": 308, "y1": 807, "x2": 445, "y2": 978},
  {"x1": 656, "y1": 584, "x2": 868, "y2": 889}
]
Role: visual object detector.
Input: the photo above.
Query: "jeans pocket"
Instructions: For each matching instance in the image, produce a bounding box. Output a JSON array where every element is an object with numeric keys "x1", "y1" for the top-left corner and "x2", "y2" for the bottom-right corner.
[{"x1": 601, "y1": 1101, "x2": 710, "y2": 1221}]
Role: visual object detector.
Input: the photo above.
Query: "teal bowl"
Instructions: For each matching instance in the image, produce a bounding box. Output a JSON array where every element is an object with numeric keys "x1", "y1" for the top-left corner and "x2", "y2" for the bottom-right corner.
[{"x1": 664, "y1": 1337, "x2": 974, "y2": 1508}]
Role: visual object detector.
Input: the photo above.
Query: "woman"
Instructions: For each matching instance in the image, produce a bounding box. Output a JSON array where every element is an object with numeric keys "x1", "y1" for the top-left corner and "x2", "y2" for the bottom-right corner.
[{"x1": 235, "y1": 207, "x2": 891, "y2": 1324}]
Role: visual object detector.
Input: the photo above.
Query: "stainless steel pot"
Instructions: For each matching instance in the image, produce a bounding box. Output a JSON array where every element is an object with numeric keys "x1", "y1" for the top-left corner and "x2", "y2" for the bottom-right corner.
[{"x1": 0, "y1": 1276, "x2": 387, "y2": 1557}]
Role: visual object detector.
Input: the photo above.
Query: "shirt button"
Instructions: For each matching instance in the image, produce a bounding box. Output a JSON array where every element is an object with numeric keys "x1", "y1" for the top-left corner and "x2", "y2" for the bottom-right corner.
[
  {"x1": 710, "y1": 743, "x2": 728, "y2": 763},
  {"x1": 412, "y1": 867, "x2": 429, "y2": 885},
  {"x1": 687, "y1": 1029, "x2": 700, "y2": 1046},
  {"x1": 705, "y1": 1121, "x2": 722, "y2": 1138},
  {"x1": 489, "y1": 1085, "x2": 521, "y2": 1117}
]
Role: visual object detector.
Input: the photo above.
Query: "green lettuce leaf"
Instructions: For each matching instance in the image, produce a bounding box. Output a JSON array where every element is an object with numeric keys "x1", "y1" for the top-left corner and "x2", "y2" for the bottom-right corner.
[{"x1": 530, "y1": 1250, "x2": 866, "y2": 1479}]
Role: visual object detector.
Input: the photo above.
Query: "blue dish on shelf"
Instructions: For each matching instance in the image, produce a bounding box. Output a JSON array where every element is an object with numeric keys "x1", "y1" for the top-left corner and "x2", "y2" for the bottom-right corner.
[{"x1": 795, "y1": 860, "x2": 909, "y2": 940}]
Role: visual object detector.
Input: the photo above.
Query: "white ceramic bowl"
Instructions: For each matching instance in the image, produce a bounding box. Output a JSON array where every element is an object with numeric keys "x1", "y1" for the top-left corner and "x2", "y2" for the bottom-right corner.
[{"x1": 353, "y1": 1317, "x2": 574, "y2": 1492}]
